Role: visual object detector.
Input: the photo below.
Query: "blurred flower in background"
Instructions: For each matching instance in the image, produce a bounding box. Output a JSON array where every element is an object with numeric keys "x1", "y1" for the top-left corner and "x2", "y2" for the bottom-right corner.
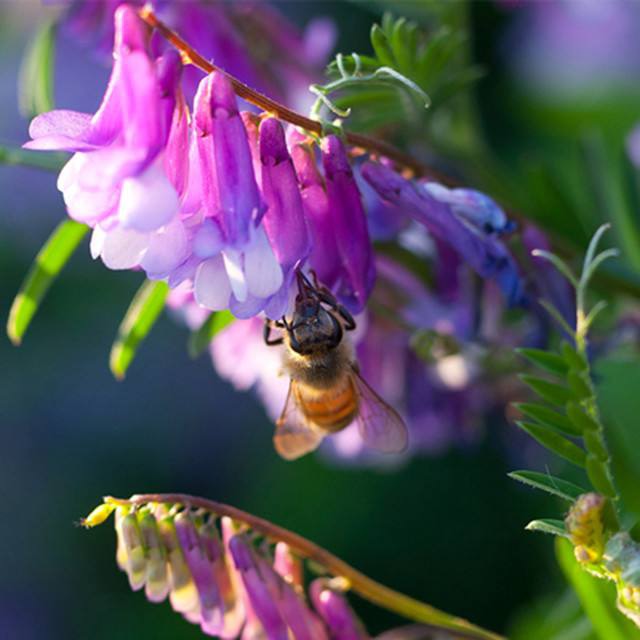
[{"x1": 503, "y1": 0, "x2": 640, "y2": 100}]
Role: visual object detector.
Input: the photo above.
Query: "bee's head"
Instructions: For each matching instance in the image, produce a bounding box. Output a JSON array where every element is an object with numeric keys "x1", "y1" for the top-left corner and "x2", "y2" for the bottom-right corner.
[{"x1": 287, "y1": 300, "x2": 342, "y2": 355}]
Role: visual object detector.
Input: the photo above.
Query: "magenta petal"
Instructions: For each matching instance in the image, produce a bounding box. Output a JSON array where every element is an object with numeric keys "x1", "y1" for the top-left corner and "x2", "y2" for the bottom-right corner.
[
  {"x1": 26, "y1": 110, "x2": 94, "y2": 151},
  {"x1": 229, "y1": 536, "x2": 289, "y2": 640},
  {"x1": 259, "y1": 118, "x2": 311, "y2": 272},
  {"x1": 211, "y1": 72, "x2": 262, "y2": 247},
  {"x1": 291, "y1": 139, "x2": 340, "y2": 287},
  {"x1": 310, "y1": 581, "x2": 368, "y2": 640},
  {"x1": 174, "y1": 513, "x2": 223, "y2": 629},
  {"x1": 322, "y1": 136, "x2": 375, "y2": 312}
]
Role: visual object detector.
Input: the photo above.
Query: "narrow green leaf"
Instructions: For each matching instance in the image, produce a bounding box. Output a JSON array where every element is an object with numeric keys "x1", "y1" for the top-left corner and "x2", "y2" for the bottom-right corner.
[
  {"x1": 566, "y1": 401, "x2": 599, "y2": 432},
  {"x1": 517, "y1": 348, "x2": 569, "y2": 376},
  {"x1": 0, "y1": 146, "x2": 66, "y2": 172},
  {"x1": 583, "y1": 223, "x2": 612, "y2": 276},
  {"x1": 556, "y1": 537, "x2": 640, "y2": 640},
  {"x1": 509, "y1": 470, "x2": 586, "y2": 502},
  {"x1": 525, "y1": 519, "x2": 569, "y2": 538},
  {"x1": 7, "y1": 220, "x2": 88, "y2": 345},
  {"x1": 516, "y1": 421, "x2": 586, "y2": 468},
  {"x1": 19, "y1": 19, "x2": 56, "y2": 118},
  {"x1": 561, "y1": 342, "x2": 588, "y2": 372},
  {"x1": 585, "y1": 455, "x2": 616, "y2": 499},
  {"x1": 370, "y1": 23, "x2": 395, "y2": 68},
  {"x1": 520, "y1": 375, "x2": 572, "y2": 407},
  {"x1": 514, "y1": 403, "x2": 581, "y2": 436},
  {"x1": 583, "y1": 432, "x2": 609, "y2": 462},
  {"x1": 538, "y1": 299, "x2": 576, "y2": 338},
  {"x1": 530, "y1": 249, "x2": 579, "y2": 287},
  {"x1": 568, "y1": 371, "x2": 592, "y2": 400},
  {"x1": 109, "y1": 280, "x2": 169, "y2": 380},
  {"x1": 187, "y1": 310, "x2": 235, "y2": 359}
]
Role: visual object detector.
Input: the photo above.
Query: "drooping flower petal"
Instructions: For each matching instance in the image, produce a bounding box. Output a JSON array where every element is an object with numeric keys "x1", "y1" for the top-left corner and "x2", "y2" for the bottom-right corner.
[
  {"x1": 118, "y1": 161, "x2": 179, "y2": 232},
  {"x1": 259, "y1": 117, "x2": 311, "y2": 272},
  {"x1": 228, "y1": 536, "x2": 289, "y2": 640},
  {"x1": 422, "y1": 181, "x2": 514, "y2": 234},
  {"x1": 322, "y1": 136, "x2": 375, "y2": 312},
  {"x1": 310, "y1": 581, "x2": 369, "y2": 640},
  {"x1": 361, "y1": 162, "x2": 523, "y2": 305},
  {"x1": 195, "y1": 256, "x2": 233, "y2": 310},
  {"x1": 193, "y1": 72, "x2": 262, "y2": 247},
  {"x1": 290, "y1": 133, "x2": 341, "y2": 288},
  {"x1": 140, "y1": 217, "x2": 189, "y2": 277}
]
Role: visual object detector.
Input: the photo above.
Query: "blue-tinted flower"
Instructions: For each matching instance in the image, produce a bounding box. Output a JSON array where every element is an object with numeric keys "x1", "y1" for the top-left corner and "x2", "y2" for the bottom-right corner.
[{"x1": 361, "y1": 161, "x2": 523, "y2": 306}]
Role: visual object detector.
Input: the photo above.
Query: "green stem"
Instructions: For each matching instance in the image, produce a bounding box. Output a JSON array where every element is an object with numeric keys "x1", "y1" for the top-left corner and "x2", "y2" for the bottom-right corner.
[
  {"x1": 108, "y1": 494, "x2": 504, "y2": 640},
  {"x1": 575, "y1": 309, "x2": 619, "y2": 517},
  {"x1": 0, "y1": 145, "x2": 66, "y2": 171}
]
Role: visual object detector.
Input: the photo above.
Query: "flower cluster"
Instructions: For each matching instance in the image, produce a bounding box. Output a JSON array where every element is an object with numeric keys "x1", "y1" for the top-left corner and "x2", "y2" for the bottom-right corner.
[
  {"x1": 55, "y1": 0, "x2": 335, "y2": 109},
  {"x1": 82, "y1": 496, "x2": 381, "y2": 639},
  {"x1": 27, "y1": 3, "x2": 542, "y2": 460}
]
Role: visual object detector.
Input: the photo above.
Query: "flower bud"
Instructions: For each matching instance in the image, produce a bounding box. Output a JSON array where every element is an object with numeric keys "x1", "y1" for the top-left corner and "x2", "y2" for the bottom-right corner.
[{"x1": 566, "y1": 493, "x2": 606, "y2": 563}]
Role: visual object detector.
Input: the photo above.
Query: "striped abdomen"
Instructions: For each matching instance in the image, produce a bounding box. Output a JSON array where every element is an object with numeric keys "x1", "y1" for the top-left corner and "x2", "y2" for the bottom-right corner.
[{"x1": 295, "y1": 374, "x2": 359, "y2": 433}]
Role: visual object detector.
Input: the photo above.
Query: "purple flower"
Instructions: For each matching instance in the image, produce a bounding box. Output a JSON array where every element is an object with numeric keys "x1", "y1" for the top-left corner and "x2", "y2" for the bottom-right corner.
[
  {"x1": 26, "y1": 5, "x2": 189, "y2": 273},
  {"x1": 322, "y1": 136, "x2": 376, "y2": 313},
  {"x1": 290, "y1": 131, "x2": 342, "y2": 289},
  {"x1": 310, "y1": 580, "x2": 369, "y2": 640},
  {"x1": 54, "y1": 0, "x2": 335, "y2": 107},
  {"x1": 184, "y1": 72, "x2": 284, "y2": 318},
  {"x1": 504, "y1": 0, "x2": 640, "y2": 97},
  {"x1": 361, "y1": 161, "x2": 523, "y2": 306}
]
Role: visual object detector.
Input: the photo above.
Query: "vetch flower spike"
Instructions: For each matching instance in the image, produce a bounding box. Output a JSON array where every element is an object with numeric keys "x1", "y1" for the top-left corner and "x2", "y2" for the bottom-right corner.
[{"x1": 82, "y1": 494, "x2": 504, "y2": 640}]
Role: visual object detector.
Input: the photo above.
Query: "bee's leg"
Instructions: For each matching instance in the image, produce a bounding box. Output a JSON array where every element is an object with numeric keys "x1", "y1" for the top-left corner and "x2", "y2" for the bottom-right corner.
[
  {"x1": 318, "y1": 289, "x2": 357, "y2": 332},
  {"x1": 264, "y1": 320, "x2": 284, "y2": 346},
  {"x1": 337, "y1": 305, "x2": 356, "y2": 331}
]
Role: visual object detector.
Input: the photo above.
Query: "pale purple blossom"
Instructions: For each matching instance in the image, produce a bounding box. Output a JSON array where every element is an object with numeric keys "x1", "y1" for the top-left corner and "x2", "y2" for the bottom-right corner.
[{"x1": 26, "y1": 5, "x2": 189, "y2": 274}]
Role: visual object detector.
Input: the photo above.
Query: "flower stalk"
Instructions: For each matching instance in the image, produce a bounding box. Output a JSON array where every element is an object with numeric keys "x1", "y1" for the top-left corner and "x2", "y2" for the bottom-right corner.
[
  {"x1": 138, "y1": 6, "x2": 440, "y2": 179},
  {"x1": 102, "y1": 493, "x2": 504, "y2": 640}
]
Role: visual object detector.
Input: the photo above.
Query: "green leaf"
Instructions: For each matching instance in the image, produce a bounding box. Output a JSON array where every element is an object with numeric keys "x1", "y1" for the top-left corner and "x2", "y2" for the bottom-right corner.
[
  {"x1": 538, "y1": 299, "x2": 576, "y2": 338},
  {"x1": 7, "y1": 220, "x2": 88, "y2": 345},
  {"x1": 19, "y1": 19, "x2": 56, "y2": 118},
  {"x1": 516, "y1": 421, "x2": 586, "y2": 468},
  {"x1": 520, "y1": 375, "x2": 572, "y2": 407},
  {"x1": 562, "y1": 342, "x2": 588, "y2": 372},
  {"x1": 509, "y1": 470, "x2": 586, "y2": 502},
  {"x1": 109, "y1": 280, "x2": 169, "y2": 380},
  {"x1": 585, "y1": 455, "x2": 616, "y2": 499},
  {"x1": 514, "y1": 403, "x2": 581, "y2": 437},
  {"x1": 525, "y1": 519, "x2": 569, "y2": 538},
  {"x1": 568, "y1": 372, "x2": 592, "y2": 401},
  {"x1": 566, "y1": 402, "x2": 600, "y2": 432},
  {"x1": 370, "y1": 23, "x2": 395, "y2": 68},
  {"x1": 556, "y1": 537, "x2": 640, "y2": 640},
  {"x1": 530, "y1": 249, "x2": 578, "y2": 288},
  {"x1": 187, "y1": 310, "x2": 235, "y2": 359},
  {"x1": 516, "y1": 348, "x2": 569, "y2": 376}
]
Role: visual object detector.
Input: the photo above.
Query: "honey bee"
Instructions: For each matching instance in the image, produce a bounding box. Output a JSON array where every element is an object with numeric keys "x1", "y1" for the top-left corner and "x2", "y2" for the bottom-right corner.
[{"x1": 264, "y1": 271, "x2": 408, "y2": 460}]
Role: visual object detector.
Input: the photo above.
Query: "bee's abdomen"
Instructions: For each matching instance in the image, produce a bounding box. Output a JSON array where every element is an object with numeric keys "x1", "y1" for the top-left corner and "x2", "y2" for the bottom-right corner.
[{"x1": 298, "y1": 377, "x2": 359, "y2": 433}]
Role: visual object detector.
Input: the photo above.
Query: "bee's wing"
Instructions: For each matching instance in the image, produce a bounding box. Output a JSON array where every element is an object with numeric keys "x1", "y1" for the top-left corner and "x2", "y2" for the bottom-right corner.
[
  {"x1": 273, "y1": 381, "x2": 324, "y2": 461},
  {"x1": 351, "y1": 367, "x2": 409, "y2": 454}
]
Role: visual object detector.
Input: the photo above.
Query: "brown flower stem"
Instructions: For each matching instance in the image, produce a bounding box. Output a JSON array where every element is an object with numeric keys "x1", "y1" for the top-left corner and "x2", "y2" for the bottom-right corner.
[
  {"x1": 140, "y1": 6, "x2": 430, "y2": 177},
  {"x1": 107, "y1": 494, "x2": 504, "y2": 640}
]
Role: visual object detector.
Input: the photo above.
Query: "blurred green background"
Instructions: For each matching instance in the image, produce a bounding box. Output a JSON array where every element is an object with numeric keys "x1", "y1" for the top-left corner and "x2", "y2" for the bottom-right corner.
[{"x1": 2, "y1": 1, "x2": 640, "y2": 639}]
